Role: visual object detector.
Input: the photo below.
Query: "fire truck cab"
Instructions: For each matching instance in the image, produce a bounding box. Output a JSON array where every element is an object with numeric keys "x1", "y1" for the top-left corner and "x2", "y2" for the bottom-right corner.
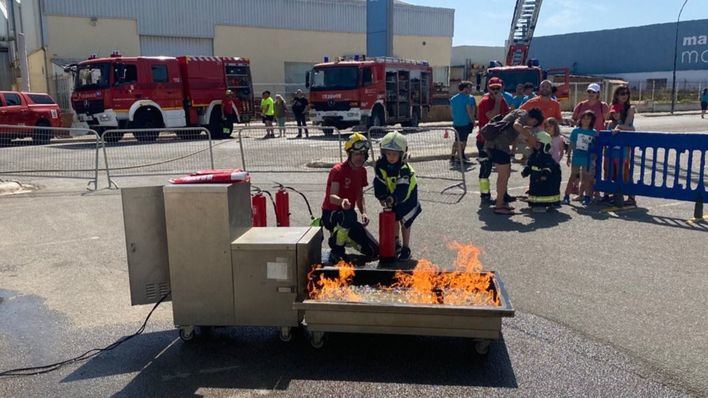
[
  {"x1": 307, "y1": 57, "x2": 432, "y2": 133},
  {"x1": 486, "y1": 63, "x2": 570, "y2": 99},
  {"x1": 70, "y1": 53, "x2": 254, "y2": 142}
]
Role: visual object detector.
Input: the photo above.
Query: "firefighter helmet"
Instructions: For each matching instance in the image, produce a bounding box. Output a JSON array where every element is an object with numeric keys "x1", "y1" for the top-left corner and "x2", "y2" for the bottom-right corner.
[
  {"x1": 536, "y1": 132, "x2": 552, "y2": 154},
  {"x1": 344, "y1": 133, "x2": 371, "y2": 156},
  {"x1": 380, "y1": 131, "x2": 408, "y2": 154}
]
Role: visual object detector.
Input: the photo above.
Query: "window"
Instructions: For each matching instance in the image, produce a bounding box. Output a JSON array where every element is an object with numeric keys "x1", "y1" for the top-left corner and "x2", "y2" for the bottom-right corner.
[
  {"x1": 151, "y1": 64, "x2": 169, "y2": 83},
  {"x1": 27, "y1": 94, "x2": 56, "y2": 105},
  {"x1": 362, "y1": 68, "x2": 373, "y2": 86},
  {"x1": 115, "y1": 64, "x2": 138, "y2": 85},
  {"x1": 3, "y1": 93, "x2": 22, "y2": 106}
]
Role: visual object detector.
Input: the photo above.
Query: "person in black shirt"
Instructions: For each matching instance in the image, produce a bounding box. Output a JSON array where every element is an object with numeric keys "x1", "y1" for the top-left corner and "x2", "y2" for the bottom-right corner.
[{"x1": 292, "y1": 89, "x2": 310, "y2": 138}]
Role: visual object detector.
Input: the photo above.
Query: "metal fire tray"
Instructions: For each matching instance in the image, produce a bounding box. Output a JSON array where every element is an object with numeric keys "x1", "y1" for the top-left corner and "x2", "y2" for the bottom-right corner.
[{"x1": 293, "y1": 268, "x2": 514, "y2": 351}]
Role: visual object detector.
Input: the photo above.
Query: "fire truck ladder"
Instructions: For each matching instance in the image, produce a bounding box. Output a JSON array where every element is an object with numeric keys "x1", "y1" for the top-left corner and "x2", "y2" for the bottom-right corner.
[{"x1": 505, "y1": 0, "x2": 543, "y2": 66}]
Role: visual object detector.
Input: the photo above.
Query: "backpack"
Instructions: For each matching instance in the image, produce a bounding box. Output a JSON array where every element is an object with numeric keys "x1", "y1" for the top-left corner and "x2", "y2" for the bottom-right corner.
[{"x1": 480, "y1": 113, "x2": 514, "y2": 142}]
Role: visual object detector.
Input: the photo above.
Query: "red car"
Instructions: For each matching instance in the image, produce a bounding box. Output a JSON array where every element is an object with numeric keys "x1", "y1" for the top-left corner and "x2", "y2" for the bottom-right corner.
[{"x1": 0, "y1": 91, "x2": 62, "y2": 144}]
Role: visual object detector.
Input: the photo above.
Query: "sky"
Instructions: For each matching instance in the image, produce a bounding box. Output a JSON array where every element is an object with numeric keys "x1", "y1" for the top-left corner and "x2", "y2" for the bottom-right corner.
[{"x1": 403, "y1": 0, "x2": 708, "y2": 47}]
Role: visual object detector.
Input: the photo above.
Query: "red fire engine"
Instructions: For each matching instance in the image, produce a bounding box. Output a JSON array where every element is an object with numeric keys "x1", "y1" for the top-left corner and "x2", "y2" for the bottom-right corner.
[
  {"x1": 306, "y1": 57, "x2": 432, "y2": 133},
  {"x1": 70, "y1": 52, "x2": 254, "y2": 142}
]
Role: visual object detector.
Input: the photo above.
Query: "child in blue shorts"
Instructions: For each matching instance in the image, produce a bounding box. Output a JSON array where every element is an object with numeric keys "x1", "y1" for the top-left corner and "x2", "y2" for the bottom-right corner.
[
  {"x1": 374, "y1": 131, "x2": 422, "y2": 261},
  {"x1": 563, "y1": 110, "x2": 598, "y2": 206}
]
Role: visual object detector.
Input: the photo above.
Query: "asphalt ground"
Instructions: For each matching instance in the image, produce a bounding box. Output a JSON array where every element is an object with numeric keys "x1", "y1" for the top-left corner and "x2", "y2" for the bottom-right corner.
[{"x1": 1, "y1": 113, "x2": 706, "y2": 397}]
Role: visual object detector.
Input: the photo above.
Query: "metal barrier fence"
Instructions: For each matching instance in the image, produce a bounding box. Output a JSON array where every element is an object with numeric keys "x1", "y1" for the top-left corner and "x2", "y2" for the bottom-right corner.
[
  {"x1": 102, "y1": 127, "x2": 214, "y2": 188},
  {"x1": 0, "y1": 124, "x2": 100, "y2": 190},
  {"x1": 367, "y1": 126, "x2": 467, "y2": 204},
  {"x1": 237, "y1": 126, "x2": 343, "y2": 173},
  {"x1": 593, "y1": 131, "x2": 708, "y2": 219}
]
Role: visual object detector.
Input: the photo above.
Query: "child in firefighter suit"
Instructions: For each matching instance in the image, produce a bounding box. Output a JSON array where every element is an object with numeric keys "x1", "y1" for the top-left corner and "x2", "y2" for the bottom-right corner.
[
  {"x1": 321, "y1": 133, "x2": 379, "y2": 264},
  {"x1": 374, "y1": 131, "x2": 422, "y2": 261},
  {"x1": 521, "y1": 131, "x2": 562, "y2": 212}
]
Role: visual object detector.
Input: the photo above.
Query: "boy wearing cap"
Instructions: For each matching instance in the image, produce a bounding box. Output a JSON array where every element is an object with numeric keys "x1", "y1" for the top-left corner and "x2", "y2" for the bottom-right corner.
[
  {"x1": 572, "y1": 83, "x2": 609, "y2": 131},
  {"x1": 477, "y1": 77, "x2": 510, "y2": 204}
]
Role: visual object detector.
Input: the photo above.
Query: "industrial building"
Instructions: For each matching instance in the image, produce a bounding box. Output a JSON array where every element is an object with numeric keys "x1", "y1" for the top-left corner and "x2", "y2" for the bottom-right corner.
[
  {"x1": 0, "y1": 0, "x2": 454, "y2": 110},
  {"x1": 529, "y1": 19, "x2": 708, "y2": 88}
]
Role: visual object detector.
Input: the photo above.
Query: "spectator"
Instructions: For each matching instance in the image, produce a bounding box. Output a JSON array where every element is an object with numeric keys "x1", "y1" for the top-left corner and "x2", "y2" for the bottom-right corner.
[
  {"x1": 274, "y1": 94, "x2": 287, "y2": 138},
  {"x1": 701, "y1": 88, "x2": 708, "y2": 119},
  {"x1": 477, "y1": 77, "x2": 510, "y2": 204},
  {"x1": 521, "y1": 80, "x2": 562, "y2": 122},
  {"x1": 605, "y1": 85, "x2": 637, "y2": 206},
  {"x1": 292, "y1": 89, "x2": 310, "y2": 137},
  {"x1": 483, "y1": 108, "x2": 543, "y2": 215},
  {"x1": 522, "y1": 82, "x2": 536, "y2": 102},
  {"x1": 449, "y1": 81, "x2": 476, "y2": 165},
  {"x1": 572, "y1": 83, "x2": 609, "y2": 131},
  {"x1": 544, "y1": 117, "x2": 565, "y2": 164},
  {"x1": 221, "y1": 90, "x2": 237, "y2": 137},
  {"x1": 509, "y1": 84, "x2": 527, "y2": 109},
  {"x1": 563, "y1": 110, "x2": 598, "y2": 206},
  {"x1": 260, "y1": 91, "x2": 275, "y2": 139}
]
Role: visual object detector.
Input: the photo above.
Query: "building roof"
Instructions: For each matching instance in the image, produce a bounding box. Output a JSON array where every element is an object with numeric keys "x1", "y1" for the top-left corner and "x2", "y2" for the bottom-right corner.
[{"x1": 44, "y1": 0, "x2": 455, "y2": 38}]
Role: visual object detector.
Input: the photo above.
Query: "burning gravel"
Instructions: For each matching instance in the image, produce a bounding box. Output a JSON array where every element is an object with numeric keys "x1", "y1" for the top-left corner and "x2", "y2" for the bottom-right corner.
[{"x1": 308, "y1": 242, "x2": 500, "y2": 307}]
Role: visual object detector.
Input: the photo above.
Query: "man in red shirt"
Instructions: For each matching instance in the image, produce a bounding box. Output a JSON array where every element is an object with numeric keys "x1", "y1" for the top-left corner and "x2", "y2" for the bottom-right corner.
[
  {"x1": 476, "y1": 77, "x2": 510, "y2": 204},
  {"x1": 321, "y1": 133, "x2": 378, "y2": 263}
]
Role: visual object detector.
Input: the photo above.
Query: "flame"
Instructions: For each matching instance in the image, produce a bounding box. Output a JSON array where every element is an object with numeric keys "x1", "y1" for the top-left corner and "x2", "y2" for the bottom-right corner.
[
  {"x1": 308, "y1": 242, "x2": 500, "y2": 307},
  {"x1": 309, "y1": 261, "x2": 361, "y2": 302}
]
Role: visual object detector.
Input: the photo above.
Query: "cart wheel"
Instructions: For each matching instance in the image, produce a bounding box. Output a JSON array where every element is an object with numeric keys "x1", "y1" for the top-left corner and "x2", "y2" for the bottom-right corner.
[
  {"x1": 474, "y1": 340, "x2": 490, "y2": 355},
  {"x1": 179, "y1": 326, "x2": 195, "y2": 342},
  {"x1": 279, "y1": 327, "x2": 292, "y2": 342},
  {"x1": 310, "y1": 331, "x2": 325, "y2": 349}
]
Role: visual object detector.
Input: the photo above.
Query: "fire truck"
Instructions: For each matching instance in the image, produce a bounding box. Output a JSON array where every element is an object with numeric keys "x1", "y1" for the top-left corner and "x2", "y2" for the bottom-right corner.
[
  {"x1": 70, "y1": 52, "x2": 254, "y2": 142},
  {"x1": 485, "y1": 0, "x2": 569, "y2": 97},
  {"x1": 306, "y1": 57, "x2": 432, "y2": 134}
]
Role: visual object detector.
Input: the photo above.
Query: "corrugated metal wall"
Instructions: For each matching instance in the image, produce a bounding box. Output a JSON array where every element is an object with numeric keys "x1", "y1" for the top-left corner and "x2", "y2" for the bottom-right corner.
[
  {"x1": 140, "y1": 36, "x2": 213, "y2": 56},
  {"x1": 43, "y1": 0, "x2": 454, "y2": 37}
]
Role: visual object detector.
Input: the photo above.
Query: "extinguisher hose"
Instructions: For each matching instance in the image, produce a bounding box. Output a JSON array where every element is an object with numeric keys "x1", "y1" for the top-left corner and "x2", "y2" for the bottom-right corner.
[{"x1": 282, "y1": 185, "x2": 315, "y2": 221}]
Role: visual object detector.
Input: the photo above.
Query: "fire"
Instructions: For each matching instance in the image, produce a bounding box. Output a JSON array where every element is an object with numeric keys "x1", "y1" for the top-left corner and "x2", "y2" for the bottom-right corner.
[
  {"x1": 308, "y1": 261, "x2": 361, "y2": 302},
  {"x1": 309, "y1": 242, "x2": 500, "y2": 307}
]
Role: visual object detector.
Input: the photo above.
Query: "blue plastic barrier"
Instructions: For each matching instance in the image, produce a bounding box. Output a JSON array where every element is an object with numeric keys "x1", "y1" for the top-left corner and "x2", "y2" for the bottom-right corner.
[{"x1": 592, "y1": 131, "x2": 708, "y2": 218}]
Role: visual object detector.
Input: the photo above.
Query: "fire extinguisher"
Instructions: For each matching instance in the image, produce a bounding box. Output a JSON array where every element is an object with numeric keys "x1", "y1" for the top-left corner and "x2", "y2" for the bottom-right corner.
[
  {"x1": 379, "y1": 208, "x2": 396, "y2": 261},
  {"x1": 275, "y1": 184, "x2": 290, "y2": 227},
  {"x1": 251, "y1": 190, "x2": 267, "y2": 227},
  {"x1": 251, "y1": 186, "x2": 275, "y2": 227}
]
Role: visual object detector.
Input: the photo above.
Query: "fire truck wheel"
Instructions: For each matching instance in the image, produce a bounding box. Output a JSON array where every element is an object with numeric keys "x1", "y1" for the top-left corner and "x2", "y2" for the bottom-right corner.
[
  {"x1": 322, "y1": 126, "x2": 334, "y2": 136},
  {"x1": 207, "y1": 107, "x2": 232, "y2": 139},
  {"x1": 33, "y1": 120, "x2": 52, "y2": 145},
  {"x1": 474, "y1": 339, "x2": 490, "y2": 355},
  {"x1": 103, "y1": 132, "x2": 124, "y2": 143},
  {"x1": 132, "y1": 111, "x2": 162, "y2": 142}
]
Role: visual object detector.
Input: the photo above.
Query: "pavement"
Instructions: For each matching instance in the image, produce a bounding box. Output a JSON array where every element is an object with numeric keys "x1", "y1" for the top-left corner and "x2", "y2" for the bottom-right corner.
[{"x1": 0, "y1": 113, "x2": 706, "y2": 397}]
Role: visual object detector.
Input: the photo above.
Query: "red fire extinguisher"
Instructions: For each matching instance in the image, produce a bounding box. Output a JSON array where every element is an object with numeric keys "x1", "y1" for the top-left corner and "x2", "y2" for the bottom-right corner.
[
  {"x1": 275, "y1": 185, "x2": 290, "y2": 227},
  {"x1": 251, "y1": 190, "x2": 267, "y2": 227},
  {"x1": 379, "y1": 208, "x2": 396, "y2": 260}
]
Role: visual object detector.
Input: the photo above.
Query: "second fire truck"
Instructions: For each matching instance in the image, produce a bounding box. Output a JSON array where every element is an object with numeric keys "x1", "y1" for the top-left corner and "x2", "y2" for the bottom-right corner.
[
  {"x1": 70, "y1": 52, "x2": 254, "y2": 142},
  {"x1": 307, "y1": 57, "x2": 433, "y2": 133}
]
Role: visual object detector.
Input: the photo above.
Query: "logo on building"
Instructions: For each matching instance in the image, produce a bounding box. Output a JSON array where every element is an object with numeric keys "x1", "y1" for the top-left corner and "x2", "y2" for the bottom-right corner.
[{"x1": 680, "y1": 35, "x2": 708, "y2": 65}]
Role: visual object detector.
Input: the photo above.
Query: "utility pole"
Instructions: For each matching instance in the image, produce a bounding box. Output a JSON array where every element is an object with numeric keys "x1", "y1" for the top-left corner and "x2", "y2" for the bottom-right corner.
[{"x1": 670, "y1": 0, "x2": 688, "y2": 114}]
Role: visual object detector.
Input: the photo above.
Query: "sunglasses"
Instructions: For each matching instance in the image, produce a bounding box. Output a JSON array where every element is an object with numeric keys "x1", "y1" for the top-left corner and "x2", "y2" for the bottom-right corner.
[
  {"x1": 618, "y1": 91, "x2": 629, "y2": 96},
  {"x1": 587, "y1": 90, "x2": 598, "y2": 94}
]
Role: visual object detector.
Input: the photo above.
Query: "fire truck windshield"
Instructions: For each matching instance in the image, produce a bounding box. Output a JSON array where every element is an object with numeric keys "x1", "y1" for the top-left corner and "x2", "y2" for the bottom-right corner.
[
  {"x1": 75, "y1": 63, "x2": 111, "y2": 90},
  {"x1": 310, "y1": 67, "x2": 358, "y2": 91},
  {"x1": 489, "y1": 69, "x2": 541, "y2": 92}
]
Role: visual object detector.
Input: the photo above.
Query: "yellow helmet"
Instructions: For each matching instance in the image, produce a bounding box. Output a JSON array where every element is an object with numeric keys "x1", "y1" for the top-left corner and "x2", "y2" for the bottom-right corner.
[{"x1": 344, "y1": 133, "x2": 371, "y2": 155}]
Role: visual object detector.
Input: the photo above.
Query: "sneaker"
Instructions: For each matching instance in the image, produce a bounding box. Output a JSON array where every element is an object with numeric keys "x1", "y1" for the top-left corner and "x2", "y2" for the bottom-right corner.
[
  {"x1": 295, "y1": 134, "x2": 302, "y2": 138},
  {"x1": 504, "y1": 193, "x2": 517, "y2": 203},
  {"x1": 395, "y1": 239, "x2": 403, "y2": 255},
  {"x1": 398, "y1": 246, "x2": 412, "y2": 261},
  {"x1": 561, "y1": 195, "x2": 571, "y2": 205},
  {"x1": 600, "y1": 194, "x2": 612, "y2": 204},
  {"x1": 582, "y1": 196, "x2": 592, "y2": 206},
  {"x1": 462, "y1": 156, "x2": 474, "y2": 164}
]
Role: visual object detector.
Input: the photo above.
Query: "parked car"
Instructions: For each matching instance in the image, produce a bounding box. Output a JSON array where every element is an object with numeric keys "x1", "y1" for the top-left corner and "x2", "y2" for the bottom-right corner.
[{"x1": 0, "y1": 91, "x2": 62, "y2": 144}]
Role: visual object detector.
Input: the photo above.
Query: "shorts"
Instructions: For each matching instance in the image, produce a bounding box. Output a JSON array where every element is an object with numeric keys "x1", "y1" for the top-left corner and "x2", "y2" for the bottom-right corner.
[
  {"x1": 701, "y1": 101, "x2": 707, "y2": 111},
  {"x1": 453, "y1": 124, "x2": 473, "y2": 143},
  {"x1": 262, "y1": 115, "x2": 274, "y2": 123},
  {"x1": 488, "y1": 148, "x2": 511, "y2": 165}
]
